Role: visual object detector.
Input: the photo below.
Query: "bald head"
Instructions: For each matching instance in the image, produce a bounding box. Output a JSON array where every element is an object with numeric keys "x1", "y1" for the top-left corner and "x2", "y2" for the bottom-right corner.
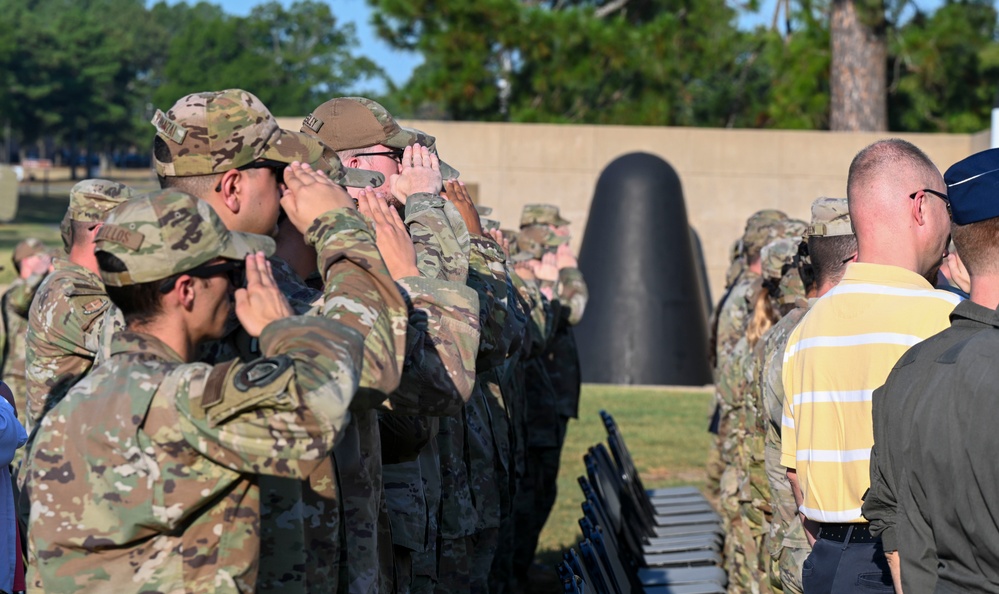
[
  {"x1": 846, "y1": 139, "x2": 949, "y2": 275},
  {"x1": 847, "y1": 139, "x2": 941, "y2": 215}
]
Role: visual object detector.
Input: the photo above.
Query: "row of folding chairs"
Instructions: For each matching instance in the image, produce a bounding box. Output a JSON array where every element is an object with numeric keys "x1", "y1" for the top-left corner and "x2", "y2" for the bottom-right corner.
[{"x1": 557, "y1": 411, "x2": 727, "y2": 594}]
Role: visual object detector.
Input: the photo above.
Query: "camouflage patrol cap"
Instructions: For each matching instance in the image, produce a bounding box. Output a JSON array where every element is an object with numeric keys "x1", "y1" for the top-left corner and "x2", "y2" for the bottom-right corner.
[
  {"x1": 482, "y1": 217, "x2": 500, "y2": 232},
  {"x1": 761, "y1": 237, "x2": 806, "y2": 304},
  {"x1": 521, "y1": 204, "x2": 570, "y2": 228},
  {"x1": 807, "y1": 197, "x2": 853, "y2": 237},
  {"x1": 476, "y1": 205, "x2": 493, "y2": 216},
  {"x1": 60, "y1": 179, "x2": 137, "y2": 251},
  {"x1": 95, "y1": 190, "x2": 275, "y2": 287},
  {"x1": 512, "y1": 224, "x2": 568, "y2": 261},
  {"x1": 742, "y1": 209, "x2": 788, "y2": 260},
  {"x1": 152, "y1": 89, "x2": 325, "y2": 178},
  {"x1": 12, "y1": 238, "x2": 52, "y2": 267},
  {"x1": 761, "y1": 237, "x2": 802, "y2": 281},
  {"x1": 783, "y1": 218, "x2": 808, "y2": 238},
  {"x1": 300, "y1": 98, "x2": 460, "y2": 180}
]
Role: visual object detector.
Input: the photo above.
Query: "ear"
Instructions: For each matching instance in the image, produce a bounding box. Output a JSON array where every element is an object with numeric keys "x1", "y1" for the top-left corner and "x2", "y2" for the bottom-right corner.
[
  {"x1": 911, "y1": 191, "x2": 928, "y2": 227},
  {"x1": 88, "y1": 222, "x2": 104, "y2": 240},
  {"x1": 217, "y1": 170, "x2": 242, "y2": 215},
  {"x1": 345, "y1": 156, "x2": 362, "y2": 169},
  {"x1": 174, "y1": 275, "x2": 197, "y2": 311}
]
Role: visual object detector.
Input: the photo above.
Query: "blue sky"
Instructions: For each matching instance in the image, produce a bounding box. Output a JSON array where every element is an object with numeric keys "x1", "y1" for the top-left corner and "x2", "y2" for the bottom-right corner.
[{"x1": 170, "y1": 0, "x2": 945, "y2": 91}]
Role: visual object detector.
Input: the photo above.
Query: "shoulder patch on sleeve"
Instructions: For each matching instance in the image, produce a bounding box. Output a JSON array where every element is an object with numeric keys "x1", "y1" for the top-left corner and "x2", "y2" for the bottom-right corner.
[
  {"x1": 202, "y1": 360, "x2": 237, "y2": 410},
  {"x1": 82, "y1": 298, "x2": 109, "y2": 316},
  {"x1": 234, "y1": 356, "x2": 294, "y2": 392}
]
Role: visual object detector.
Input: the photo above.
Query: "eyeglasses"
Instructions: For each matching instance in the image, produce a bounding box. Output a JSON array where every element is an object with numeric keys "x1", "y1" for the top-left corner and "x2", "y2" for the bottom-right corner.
[
  {"x1": 159, "y1": 260, "x2": 244, "y2": 293},
  {"x1": 909, "y1": 188, "x2": 951, "y2": 217},
  {"x1": 214, "y1": 159, "x2": 288, "y2": 192},
  {"x1": 354, "y1": 149, "x2": 404, "y2": 164}
]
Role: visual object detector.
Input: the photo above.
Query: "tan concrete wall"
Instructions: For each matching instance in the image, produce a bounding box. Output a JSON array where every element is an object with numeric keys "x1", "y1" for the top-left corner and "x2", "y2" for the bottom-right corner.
[{"x1": 277, "y1": 116, "x2": 989, "y2": 299}]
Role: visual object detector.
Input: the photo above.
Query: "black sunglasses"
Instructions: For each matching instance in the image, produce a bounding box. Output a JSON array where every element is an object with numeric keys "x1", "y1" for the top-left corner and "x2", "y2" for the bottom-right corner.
[
  {"x1": 159, "y1": 260, "x2": 244, "y2": 293},
  {"x1": 354, "y1": 148, "x2": 404, "y2": 163},
  {"x1": 214, "y1": 160, "x2": 288, "y2": 192},
  {"x1": 909, "y1": 188, "x2": 951, "y2": 217}
]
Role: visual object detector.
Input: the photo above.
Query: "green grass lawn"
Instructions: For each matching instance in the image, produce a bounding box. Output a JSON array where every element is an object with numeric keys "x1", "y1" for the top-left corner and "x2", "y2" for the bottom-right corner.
[{"x1": 534, "y1": 384, "x2": 714, "y2": 564}]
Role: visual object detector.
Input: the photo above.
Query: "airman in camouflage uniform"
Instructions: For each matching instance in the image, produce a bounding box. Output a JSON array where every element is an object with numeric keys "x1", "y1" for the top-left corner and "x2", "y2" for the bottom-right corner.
[
  {"x1": 508, "y1": 205, "x2": 588, "y2": 587},
  {"x1": 151, "y1": 89, "x2": 413, "y2": 594},
  {"x1": 759, "y1": 198, "x2": 854, "y2": 594},
  {"x1": 707, "y1": 210, "x2": 788, "y2": 498},
  {"x1": 718, "y1": 216, "x2": 805, "y2": 593},
  {"x1": 303, "y1": 99, "x2": 480, "y2": 594},
  {"x1": 24, "y1": 179, "x2": 135, "y2": 429},
  {"x1": 0, "y1": 239, "x2": 54, "y2": 427},
  {"x1": 22, "y1": 184, "x2": 400, "y2": 593},
  {"x1": 734, "y1": 236, "x2": 807, "y2": 594}
]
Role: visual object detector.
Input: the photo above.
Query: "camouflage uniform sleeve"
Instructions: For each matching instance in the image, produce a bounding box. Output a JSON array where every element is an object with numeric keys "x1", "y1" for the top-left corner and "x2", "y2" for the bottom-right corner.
[
  {"x1": 555, "y1": 267, "x2": 588, "y2": 326},
  {"x1": 404, "y1": 194, "x2": 470, "y2": 282},
  {"x1": 5, "y1": 274, "x2": 44, "y2": 318},
  {"x1": 467, "y1": 236, "x2": 516, "y2": 372},
  {"x1": 93, "y1": 304, "x2": 125, "y2": 367},
  {"x1": 387, "y1": 276, "x2": 480, "y2": 416},
  {"x1": 308, "y1": 208, "x2": 407, "y2": 397},
  {"x1": 176, "y1": 315, "x2": 364, "y2": 477},
  {"x1": 509, "y1": 270, "x2": 549, "y2": 358},
  {"x1": 25, "y1": 281, "x2": 111, "y2": 426}
]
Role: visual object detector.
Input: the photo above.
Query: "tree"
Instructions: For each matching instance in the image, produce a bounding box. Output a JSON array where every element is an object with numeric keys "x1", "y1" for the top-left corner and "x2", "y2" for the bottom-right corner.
[
  {"x1": 889, "y1": 0, "x2": 999, "y2": 132},
  {"x1": 371, "y1": 0, "x2": 767, "y2": 125},
  {"x1": 151, "y1": 1, "x2": 382, "y2": 117},
  {"x1": 0, "y1": 0, "x2": 159, "y2": 174},
  {"x1": 829, "y1": 0, "x2": 888, "y2": 130}
]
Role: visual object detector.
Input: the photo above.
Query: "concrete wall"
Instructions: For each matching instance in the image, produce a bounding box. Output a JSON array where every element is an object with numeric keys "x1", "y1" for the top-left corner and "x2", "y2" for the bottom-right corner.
[{"x1": 277, "y1": 116, "x2": 989, "y2": 299}]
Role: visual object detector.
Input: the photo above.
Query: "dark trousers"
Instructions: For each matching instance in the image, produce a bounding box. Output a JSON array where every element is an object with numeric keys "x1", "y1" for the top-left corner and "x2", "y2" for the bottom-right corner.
[{"x1": 802, "y1": 531, "x2": 894, "y2": 594}]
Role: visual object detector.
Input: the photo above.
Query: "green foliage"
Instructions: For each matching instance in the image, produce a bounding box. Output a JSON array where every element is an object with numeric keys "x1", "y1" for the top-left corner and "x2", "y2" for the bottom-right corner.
[
  {"x1": 889, "y1": 0, "x2": 999, "y2": 132},
  {"x1": 0, "y1": 0, "x2": 382, "y2": 161},
  {"x1": 373, "y1": 0, "x2": 999, "y2": 133},
  {"x1": 151, "y1": 1, "x2": 382, "y2": 116},
  {"x1": 0, "y1": 0, "x2": 159, "y2": 147}
]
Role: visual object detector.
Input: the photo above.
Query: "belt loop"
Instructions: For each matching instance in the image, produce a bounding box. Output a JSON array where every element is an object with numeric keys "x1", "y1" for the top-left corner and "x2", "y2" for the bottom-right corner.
[{"x1": 842, "y1": 525, "x2": 854, "y2": 551}]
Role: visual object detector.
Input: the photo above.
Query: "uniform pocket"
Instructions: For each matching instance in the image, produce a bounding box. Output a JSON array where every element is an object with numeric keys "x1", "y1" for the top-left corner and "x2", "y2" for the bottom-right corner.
[{"x1": 855, "y1": 570, "x2": 895, "y2": 592}]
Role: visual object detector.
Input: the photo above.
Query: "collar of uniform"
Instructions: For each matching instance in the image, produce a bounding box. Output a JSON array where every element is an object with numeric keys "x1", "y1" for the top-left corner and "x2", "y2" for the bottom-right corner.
[
  {"x1": 840, "y1": 262, "x2": 934, "y2": 290},
  {"x1": 51, "y1": 256, "x2": 105, "y2": 288},
  {"x1": 110, "y1": 330, "x2": 185, "y2": 363},
  {"x1": 949, "y1": 299, "x2": 999, "y2": 328}
]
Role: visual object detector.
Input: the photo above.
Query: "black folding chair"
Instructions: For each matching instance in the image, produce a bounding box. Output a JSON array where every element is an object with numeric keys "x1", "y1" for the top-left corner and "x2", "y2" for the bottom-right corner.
[
  {"x1": 599, "y1": 410, "x2": 704, "y2": 501},
  {"x1": 566, "y1": 547, "x2": 598, "y2": 592},
  {"x1": 589, "y1": 445, "x2": 721, "y2": 530},
  {"x1": 588, "y1": 519, "x2": 727, "y2": 593},
  {"x1": 579, "y1": 538, "x2": 618, "y2": 594}
]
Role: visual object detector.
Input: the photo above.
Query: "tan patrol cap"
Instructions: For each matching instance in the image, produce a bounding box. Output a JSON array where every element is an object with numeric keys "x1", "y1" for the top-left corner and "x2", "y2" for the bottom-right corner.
[
  {"x1": 807, "y1": 198, "x2": 853, "y2": 237},
  {"x1": 301, "y1": 97, "x2": 460, "y2": 180}
]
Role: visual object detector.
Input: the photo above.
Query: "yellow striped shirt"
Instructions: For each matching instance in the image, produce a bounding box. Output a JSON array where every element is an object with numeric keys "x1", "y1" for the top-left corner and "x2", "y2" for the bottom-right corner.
[{"x1": 780, "y1": 262, "x2": 960, "y2": 523}]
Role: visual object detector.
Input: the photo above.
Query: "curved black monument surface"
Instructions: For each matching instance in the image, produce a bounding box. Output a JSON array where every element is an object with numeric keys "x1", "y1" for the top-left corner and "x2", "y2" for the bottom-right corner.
[{"x1": 575, "y1": 152, "x2": 712, "y2": 385}]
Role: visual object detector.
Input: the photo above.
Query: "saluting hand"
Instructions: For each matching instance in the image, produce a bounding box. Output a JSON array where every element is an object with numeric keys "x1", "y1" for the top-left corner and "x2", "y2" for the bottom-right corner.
[
  {"x1": 555, "y1": 243, "x2": 577, "y2": 270},
  {"x1": 389, "y1": 144, "x2": 443, "y2": 204},
  {"x1": 533, "y1": 252, "x2": 560, "y2": 282},
  {"x1": 358, "y1": 188, "x2": 419, "y2": 280},
  {"x1": 282, "y1": 161, "x2": 355, "y2": 234},
  {"x1": 487, "y1": 228, "x2": 510, "y2": 260},
  {"x1": 442, "y1": 180, "x2": 483, "y2": 236},
  {"x1": 234, "y1": 252, "x2": 294, "y2": 337}
]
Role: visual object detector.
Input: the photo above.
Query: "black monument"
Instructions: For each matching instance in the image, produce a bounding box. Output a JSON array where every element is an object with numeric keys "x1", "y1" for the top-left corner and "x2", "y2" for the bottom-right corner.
[{"x1": 575, "y1": 152, "x2": 713, "y2": 385}]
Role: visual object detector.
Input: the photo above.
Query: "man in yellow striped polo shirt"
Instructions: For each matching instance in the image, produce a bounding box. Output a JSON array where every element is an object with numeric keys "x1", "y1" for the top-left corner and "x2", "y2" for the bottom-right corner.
[{"x1": 780, "y1": 138, "x2": 960, "y2": 593}]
